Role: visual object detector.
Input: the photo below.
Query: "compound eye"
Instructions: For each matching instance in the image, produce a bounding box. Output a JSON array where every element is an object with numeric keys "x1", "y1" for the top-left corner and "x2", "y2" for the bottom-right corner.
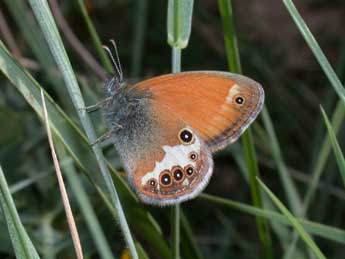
[{"x1": 178, "y1": 128, "x2": 194, "y2": 144}]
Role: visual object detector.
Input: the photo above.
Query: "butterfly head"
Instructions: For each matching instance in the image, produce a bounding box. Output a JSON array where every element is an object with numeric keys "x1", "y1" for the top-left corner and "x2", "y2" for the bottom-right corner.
[{"x1": 102, "y1": 40, "x2": 126, "y2": 96}]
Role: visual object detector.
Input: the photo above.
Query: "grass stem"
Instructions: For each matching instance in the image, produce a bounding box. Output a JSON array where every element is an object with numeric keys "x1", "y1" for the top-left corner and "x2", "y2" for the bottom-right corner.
[{"x1": 218, "y1": 0, "x2": 273, "y2": 257}]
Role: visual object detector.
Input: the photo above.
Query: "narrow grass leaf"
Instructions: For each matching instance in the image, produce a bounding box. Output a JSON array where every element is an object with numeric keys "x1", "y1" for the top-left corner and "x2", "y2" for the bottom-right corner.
[
  {"x1": 41, "y1": 89, "x2": 84, "y2": 259},
  {"x1": 200, "y1": 194, "x2": 345, "y2": 244},
  {"x1": 0, "y1": 165, "x2": 40, "y2": 259},
  {"x1": 181, "y1": 212, "x2": 204, "y2": 259},
  {"x1": 27, "y1": 0, "x2": 138, "y2": 257},
  {"x1": 55, "y1": 143, "x2": 115, "y2": 259},
  {"x1": 320, "y1": 107, "x2": 345, "y2": 186},
  {"x1": 130, "y1": 0, "x2": 148, "y2": 78},
  {"x1": 3, "y1": 0, "x2": 69, "y2": 106},
  {"x1": 261, "y1": 106, "x2": 302, "y2": 215},
  {"x1": 218, "y1": 1, "x2": 273, "y2": 257},
  {"x1": 258, "y1": 178, "x2": 326, "y2": 259},
  {"x1": 74, "y1": 0, "x2": 113, "y2": 73},
  {"x1": 282, "y1": 0, "x2": 345, "y2": 103}
]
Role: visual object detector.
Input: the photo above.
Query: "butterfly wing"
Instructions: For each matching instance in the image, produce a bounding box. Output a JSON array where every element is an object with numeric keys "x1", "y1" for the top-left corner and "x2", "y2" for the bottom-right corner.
[
  {"x1": 115, "y1": 97, "x2": 213, "y2": 206},
  {"x1": 135, "y1": 71, "x2": 264, "y2": 152}
]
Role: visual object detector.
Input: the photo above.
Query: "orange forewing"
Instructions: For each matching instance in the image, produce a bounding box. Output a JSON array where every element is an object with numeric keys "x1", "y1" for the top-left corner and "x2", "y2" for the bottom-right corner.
[{"x1": 136, "y1": 71, "x2": 264, "y2": 152}]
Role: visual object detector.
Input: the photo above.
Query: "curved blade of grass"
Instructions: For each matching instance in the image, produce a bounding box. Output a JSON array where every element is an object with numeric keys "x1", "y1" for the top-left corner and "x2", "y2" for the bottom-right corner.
[
  {"x1": 41, "y1": 90, "x2": 84, "y2": 259},
  {"x1": 282, "y1": 1, "x2": 345, "y2": 256},
  {"x1": 0, "y1": 165, "x2": 41, "y2": 259},
  {"x1": 261, "y1": 106, "x2": 302, "y2": 216},
  {"x1": 281, "y1": 0, "x2": 345, "y2": 209},
  {"x1": 55, "y1": 143, "x2": 114, "y2": 259},
  {"x1": 320, "y1": 107, "x2": 345, "y2": 186},
  {"x1": 74, "y1": 0, "x2": 113, "y2": 74},
  {"x1": 27, "y1": 0, "x2": 137, "y2": 257},
  {"x1": 3, "y1": 0, "x2": 71, "y2": 109},
  {"x1": 218, "y1": 1, "x2": 273, "y2": 257},
  {"x1": 0, "y1": 41, "x2": 171, "y2": 259},
  {"x1": 282, "y1": 0, "x2": 345, "y2": 103},
  {"x1": 199, "y1": 194, "x2": 345, "y2": 244},
  {"x1": 180, "y1": 212, "x2": 204, "y2": 259},
  {"x1": 258, "y1": 178, "x2": 326, "y2": 259}
]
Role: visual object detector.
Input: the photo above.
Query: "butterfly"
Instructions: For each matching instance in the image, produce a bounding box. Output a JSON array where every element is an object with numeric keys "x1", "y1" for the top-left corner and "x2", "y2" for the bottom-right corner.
[{"x1": 89, "y1": 41, "x2": 264, "y2": 206}]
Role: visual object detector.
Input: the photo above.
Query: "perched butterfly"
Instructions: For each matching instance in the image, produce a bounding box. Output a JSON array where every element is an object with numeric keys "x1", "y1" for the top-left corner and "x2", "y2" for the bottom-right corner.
[{"x1": 89, "y1": 41, "x2": 264, "y2": 206}]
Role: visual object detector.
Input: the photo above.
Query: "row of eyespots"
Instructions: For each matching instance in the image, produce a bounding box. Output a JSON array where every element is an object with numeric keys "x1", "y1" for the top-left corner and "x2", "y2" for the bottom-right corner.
[{"x1": 147, "y1": 165, "x2": 195, "y2": 188}]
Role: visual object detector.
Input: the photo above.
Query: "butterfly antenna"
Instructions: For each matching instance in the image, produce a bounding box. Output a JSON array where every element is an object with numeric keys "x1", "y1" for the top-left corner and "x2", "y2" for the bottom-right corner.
[
  {"x1": 102, "y1": 44, "x2": 123, "y2": 82},
  {"x1": 109, "y1": 39, "x2": 123, "y2": 82}
]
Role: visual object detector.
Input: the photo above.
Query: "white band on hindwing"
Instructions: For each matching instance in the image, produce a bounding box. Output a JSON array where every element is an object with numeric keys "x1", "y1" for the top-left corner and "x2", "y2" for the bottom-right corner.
[{"x1": 141, "y1": 136, "x2": 201, "y2": 189}]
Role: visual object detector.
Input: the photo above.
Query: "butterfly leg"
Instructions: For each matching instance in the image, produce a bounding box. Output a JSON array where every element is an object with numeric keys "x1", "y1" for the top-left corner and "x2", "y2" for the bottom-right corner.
[
  {"x1": 91, "y1": 123, "x2": 123, "y2": 145},
  {"x1": 82, "y1": 97, "x2": 112, "y2": 113}
]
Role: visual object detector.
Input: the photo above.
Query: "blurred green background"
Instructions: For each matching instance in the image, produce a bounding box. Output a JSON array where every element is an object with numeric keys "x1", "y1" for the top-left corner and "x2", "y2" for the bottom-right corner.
[{"x1": 0, "y1": 0, "x2": 345, "y2": 258}]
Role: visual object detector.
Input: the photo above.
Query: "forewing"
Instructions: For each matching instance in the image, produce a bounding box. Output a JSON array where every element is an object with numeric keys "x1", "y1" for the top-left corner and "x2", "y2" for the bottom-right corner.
[{"x1": 135, "y1": 71, "x2": 264, "y2": 152}]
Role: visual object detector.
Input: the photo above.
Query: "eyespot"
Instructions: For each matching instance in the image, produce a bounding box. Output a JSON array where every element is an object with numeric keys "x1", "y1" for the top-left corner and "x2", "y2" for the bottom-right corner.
[
  {"x1": 234, "y1": 95, "x2": 245, "y2": 106},
  {"x1": 160, "y1": 171, "x2": 172, "y2": 186},
  {"x1": 172, "y1": 166, "x2": 185, "y2": 183},
  {"x1": 147, "y1": 178, "x2": 157, "y2": 188},
  {"x1": 178, "y1": 128, "x2": 194, "y2": 144},
  {"x1": 184, "y1": 165, "x2": 195, "y2": 177},
  {"x1": 189, "y1": 152, "x2": 198, "y2": 161}
]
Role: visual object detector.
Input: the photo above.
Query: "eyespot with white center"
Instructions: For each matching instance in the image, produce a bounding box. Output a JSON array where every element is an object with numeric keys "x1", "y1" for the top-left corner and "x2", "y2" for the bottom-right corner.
[
  {"x1": 172, "y1": 166, "x2": 185, "y2": 183},
  {"x1": 234, "y1": 95, "x2": 245, "y2": 106},
  {"x1": 184, "y1": 165, "x2": 195, "y2": 177},
  {"x1": 160, "y1": 170, "x2": 172, "y2": 187},
  {"x1": 178, "y1": 128, "x2": 194, "y2": 144},
  {"x1": 189, "y1": 151, "x2": 198, "y2": 161},
  {"x1": 147, "y1": 178, "x2": 157, "y2": 188}
]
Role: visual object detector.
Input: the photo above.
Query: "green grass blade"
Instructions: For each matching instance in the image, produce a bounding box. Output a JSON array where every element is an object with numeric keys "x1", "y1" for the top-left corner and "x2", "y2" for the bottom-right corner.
[
  {"x1": 180, "y1": 212, "x2": 204, "y2": 259},
  {"x1": 199, "y1": 194, "x2": 345, "y2": 244},
  {"x1": 281, "y1": 1, "x2": 345, "y2": 256},
  {"x1": 56, "y1": 143, "x2": 115, "y2": 259},
  {"x1": 3, "y1": 0, "x2": 68, "y2": 105},
  {"x1": 320, "y1": 107, "x2": 345, "y2": 186},
  {"x1": 258, "y1": 178, "x2": 326, "y2": 259},
  {"x1": 26, "y1": 0, "x2": 137, "y2": 257},
  {"x1": 0, "y1": 165, "x2": 41, "y2": 259},
  {"x1": 282, "y1": 0, "x2": 345, "y2": 104},
  {"x1": 218, "y1": 0, "x2": 241, "y2": 73},
  {"x1": 218, "y1": 1, "x2": 273, "y2": 257},
  {"x1": 261, "y1": 106, "x2": 302, "y2": 216},
  {"x1": 0, "y1": 41, "x2": 171, "y2": 259},
  {"x1": 75, "y1": 0, "x2": 113, "y2": 73},
  {"x1": 130, "y1": 0, "x2": 148, "y2": 78}
]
